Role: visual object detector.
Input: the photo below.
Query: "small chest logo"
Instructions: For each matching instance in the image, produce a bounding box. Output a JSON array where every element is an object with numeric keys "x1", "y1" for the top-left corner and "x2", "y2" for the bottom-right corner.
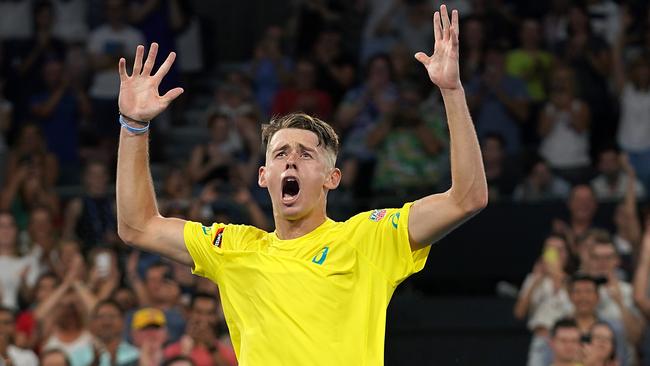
[
  {"x1": 312, "y1": 246, "x2": 329, "y2": 265},
  {"x1": 390, "y1": 212, "x2": 400, "y2": 229},
  {"x1": 213, "y1": 228, "x2": 225, "y2": 247},
  {"x1": 369, "y1": 209, "x2": 387, "y2": 222}
]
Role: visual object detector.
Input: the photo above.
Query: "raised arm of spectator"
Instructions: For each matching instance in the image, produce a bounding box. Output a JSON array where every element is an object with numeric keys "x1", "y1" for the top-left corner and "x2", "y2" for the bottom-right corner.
[
  {"x1": 116, "y1": 43, "x2": 191, "y2": 266},
  {"x1": 620, "y1": 154, "x2": 642, "y2": 250},
  {"x1": 513, "y1": 262, "x2": 545, "y2": 320},
  {"x1": 126, "y1": 250, "x2": 151, "y2": 306},
  {"x1": 409, "y1": 5, "x2": 488, "y2": 250},
  {"x1": 633, "y1": 225, "x2": 650, "y2": 318},
  {"x1": 611, "y1": 7, "x2": 631, "y2": 94}
]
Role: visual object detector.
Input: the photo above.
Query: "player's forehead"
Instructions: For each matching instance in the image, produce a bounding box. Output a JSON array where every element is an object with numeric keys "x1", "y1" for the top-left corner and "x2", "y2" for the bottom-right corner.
[{"x1": 268, "y1": 128, "x2": 321, "y2": 152}]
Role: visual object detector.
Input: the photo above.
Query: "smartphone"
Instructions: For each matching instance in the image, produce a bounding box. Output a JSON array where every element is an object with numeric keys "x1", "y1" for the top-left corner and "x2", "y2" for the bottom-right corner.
[
  {"x1": 580, "y1": 334, "x2": 592, "y2": 344},
  {"x1": 95, "y1": 252, "x2": 111, "y2": 278}
]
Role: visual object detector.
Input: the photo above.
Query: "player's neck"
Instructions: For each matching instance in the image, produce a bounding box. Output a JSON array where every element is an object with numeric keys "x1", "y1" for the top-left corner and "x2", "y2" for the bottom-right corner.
[{"x1": 274, "y1": 210, "x2": 328, "y2": 240}]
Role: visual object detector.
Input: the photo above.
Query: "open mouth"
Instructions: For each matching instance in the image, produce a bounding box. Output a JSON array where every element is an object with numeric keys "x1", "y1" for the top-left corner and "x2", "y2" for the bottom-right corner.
[{"x1": 281, "y1": 176, "x2": 300, "y2": 203}]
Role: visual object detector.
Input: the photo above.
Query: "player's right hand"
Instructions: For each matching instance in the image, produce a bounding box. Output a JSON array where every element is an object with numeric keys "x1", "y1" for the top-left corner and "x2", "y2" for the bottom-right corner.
[{"x1": 118, "y1": 42, "x2": 183, "y2": 122}]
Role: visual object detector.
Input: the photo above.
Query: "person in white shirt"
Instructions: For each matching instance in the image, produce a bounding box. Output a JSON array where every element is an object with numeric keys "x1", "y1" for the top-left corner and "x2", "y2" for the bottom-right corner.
[
  {"x1": 0, "y1": 306, "x2": 38, "y2": 366},
  {"x1": 590, "y1": 147, "x2": 646, "y2": 201}
]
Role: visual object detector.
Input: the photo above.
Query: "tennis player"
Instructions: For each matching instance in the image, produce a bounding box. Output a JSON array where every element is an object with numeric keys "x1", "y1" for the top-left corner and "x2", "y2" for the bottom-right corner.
[{"x1": 116, "y1": 5, "x2": 486, "y2": 365}]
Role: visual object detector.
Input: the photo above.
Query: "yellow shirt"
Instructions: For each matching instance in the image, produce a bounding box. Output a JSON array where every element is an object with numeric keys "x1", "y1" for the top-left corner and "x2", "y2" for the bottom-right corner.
[{"x1": 184, "y1": 202, "x2": 431, "y2": 365}]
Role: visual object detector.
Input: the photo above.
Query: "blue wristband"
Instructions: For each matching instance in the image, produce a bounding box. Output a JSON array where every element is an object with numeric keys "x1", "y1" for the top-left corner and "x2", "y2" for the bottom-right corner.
[{"x1": 119, "y1": 114, "x2": 150, "y2": 135}]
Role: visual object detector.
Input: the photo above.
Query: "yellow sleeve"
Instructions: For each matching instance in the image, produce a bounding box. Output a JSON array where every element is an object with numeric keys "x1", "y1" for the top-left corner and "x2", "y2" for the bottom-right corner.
[
  {"x1": 183, "y1": 221, "x2": 261, "y2": 281},
  {"x1": 345, "y1": 202, "x2": 431, "y2": 287}
]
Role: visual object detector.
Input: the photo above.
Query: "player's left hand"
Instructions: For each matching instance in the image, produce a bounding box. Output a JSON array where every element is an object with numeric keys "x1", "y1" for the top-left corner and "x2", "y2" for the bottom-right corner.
[{"x1": 415, "y1": 4, "x2": 461, "y2": 91}]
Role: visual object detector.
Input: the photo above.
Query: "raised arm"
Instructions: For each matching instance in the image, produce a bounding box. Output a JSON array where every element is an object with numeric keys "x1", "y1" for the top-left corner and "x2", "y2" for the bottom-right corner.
[
  {"x1": 116, "y1": 43, "x2": 191, "y2": 266},
  {"x1": 409, "y1": 5, "x2": 488, "y2": 250}
]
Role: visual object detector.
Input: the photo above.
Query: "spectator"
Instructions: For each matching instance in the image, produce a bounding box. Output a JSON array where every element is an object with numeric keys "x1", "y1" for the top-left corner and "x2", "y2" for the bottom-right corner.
[
  {"x1": 63, "y1": 161, "x2": 119, "y2": 250},
  {"x1": 29, "y1": 57, "x2": 90, "y2": 183},
  {"x1": 466, "y1": 47, "x2": 529, "y2": 156},
  {"x1": 459, "y1": 16, "x2": 486, "y2": 82},
  {"x1": 0, "y1": 306, "x2": 38, "y2": 365},
  {"x1": 549, "y1": 318, "x2": 582, "y2": 366},
  {"x1": 590, "y1": 148, "x2": 646, "y2": 201},
  {"x1": 480, "y1": 133, "x2": 519, "y2": 202},
  {"x1": 336, "y1": 54, "x2": 397, "y2": 193},
  {"x1": 158, "y1": 164, "x2": 193, "y2": 217},
  {"x1": 14, "y1": 1, "x2": 67, "y2": 99},
  {"x1": 4, "y1": 123, "x2": 58, "y2": 188},
  {"x1": 310, "y1": 27, "x2": 356, "y2": 104},
  {"x1": 24, "y1": 206, "x2": 58, "y2": 279},
  {"x1": 127, "y1": 0, "x2": 185, "y2": 99},
  {"x1": 371, "y1": 0, "x2": 432, "y2": 56},
  {"x1": 164, "y1": 293, "x2": 236, "y2": 366},
  {"x1": 516, "y1": 235, "x2": 572, "y2": 366},
  {"x1": 40, "y1": 348, "x2": 72, "y2": 366},
  {"x1": 513, "y1": 156, "x2": 571, "y2": 202},
  {"x1": 188, "y1": 112, "x2": 245, "y2": 187},
  {"x1": 69, "y1": 299, "x2": 139, "y2": 366},
  {"x1": 40, "y1": 255, "x2": 97, "y2": 360},
  {"x1": 559, "y1": 4, "x2": 612, "y2": 153},
  {"x1": 112, "y1": 287, "x2": 139, "y2": 315},
  {"x1": 529, "y1": 273, "x2": 630, "y2": 365},
  {"x1": 366, "y1": 83, "x2": 447, "y2": 199},
  {"x1": 131, "y1": 307, "x2": 168, "y2": 366},
  {"x1": 585, "y1": 238, "x2": 644, "y2": 348},
  {"x1": 538, "y1": 65, "x2": 591, "y2": 184},
  {"x1": 633, "y1": 222, "x2": 650, "y2": 321},
  {"x1": 552, "y1": 185, "x2": 599, "y2": 253},
  {"x1": 126, "y1": 261, "x2": 186, "y2": 343},
  {"x1": 0, "y1": 145, "x2": 60, "y2": 229},
  {"x1": 15, "y1": 272, "x2": 59, "y2": 350},
  {"x1": 583, "y1": 321, "x2": 620, "y2": 366},
  {"x1": 271, "y1": 58, "x2": 333, "y2": 120},
  {"x1": 87, "y1": 248, "x2": 121, "y2": 302},
  {"x1": 542, "y1": 0, "x2": 571, "y2": 52},
  {"x1": 515, "y1": 234, "x2": 571, "y2": 324},
  {"x1": 0, "y1": 211, "x2": 36, "y2": 310},
  {"x1": 87, "y1": 0, "x2": 145, "y2": 146},
  {"x1": 506, "y1": 18, "x2": 553, "y2": 103},
  {"x1": 245, "y1": 25, "x2": 292, "y2": 116},
  {"x1": 50, "y1": 0, "x2": 89, "y2": 43},
  {"x1": 612, "y1": 13, "x2": 650, "y2": 195},
  {"x1": 611, "y1": 155, "x2": 643, "y2": 275}
]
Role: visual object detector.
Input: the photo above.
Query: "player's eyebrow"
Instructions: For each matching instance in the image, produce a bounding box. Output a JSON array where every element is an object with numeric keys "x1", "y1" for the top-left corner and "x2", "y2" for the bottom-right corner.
[{"x1": 271, "y1": 143, "x2": 317, "y2": 154}]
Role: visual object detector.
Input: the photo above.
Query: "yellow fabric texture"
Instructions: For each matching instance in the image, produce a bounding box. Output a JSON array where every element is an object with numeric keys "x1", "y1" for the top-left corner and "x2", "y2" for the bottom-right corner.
[{"x1": 184, "y1": 202, "x2": 431, "y2": 365}]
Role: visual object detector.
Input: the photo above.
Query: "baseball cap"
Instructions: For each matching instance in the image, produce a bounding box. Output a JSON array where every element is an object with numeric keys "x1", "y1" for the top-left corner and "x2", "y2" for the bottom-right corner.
[{"x1": 131, "y1": 307, "x2": 166, "y2": 330}]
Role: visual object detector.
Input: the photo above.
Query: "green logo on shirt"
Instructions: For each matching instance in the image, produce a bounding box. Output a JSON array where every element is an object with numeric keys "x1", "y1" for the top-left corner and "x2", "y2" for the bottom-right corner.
[
  {"x1": 312, "y1": 247, "x2": 329, "y2": 265},
  {"x1": 390, "y1": 212, "x2": 400, "y2": 229}
]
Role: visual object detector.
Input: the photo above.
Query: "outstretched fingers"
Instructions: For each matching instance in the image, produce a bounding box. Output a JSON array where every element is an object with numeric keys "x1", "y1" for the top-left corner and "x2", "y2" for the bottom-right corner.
[
  {"x1": 142, "y1": 42, "x2": 159, "y2": 76},
  {"x1": 440, "y1": 4, "x2": 450, "y2": 40},
  {"x1": 414, "y1": 52, "x2": 430, "y2": 65},
  {"x1": 161, "y1": 87, "x2": 184, "y2": 106},
  {"x1": 118, "y1": 58, "x2": 127, "y2": 81},
  {"x1": 153, "y1": 52, "x2": 176, "y2": 83},
  {"x1": 433, "y1": 11, "x2": 442, "y2": 42},
  {"x1": 451, "y1": 9, "x2": 459, "y2": 46},
  {"x1": 132, "y1": 45, "x2": 145, "y2": 77}
]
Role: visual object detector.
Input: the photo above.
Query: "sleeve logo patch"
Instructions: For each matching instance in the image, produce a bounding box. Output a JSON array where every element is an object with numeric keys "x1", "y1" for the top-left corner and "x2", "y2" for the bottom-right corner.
[
  {"x1": 212, "y1": 228, "x2": 225, "y2": 247},
  {"x1": 369, "y1": 209, "x2": 387, "y2": 222},
  {"x1": 201, "y1": 226, "x2": 212, "y2": 235},
  {"x1": 390, "y1": 212, "x2": 400, "y2": 229}
]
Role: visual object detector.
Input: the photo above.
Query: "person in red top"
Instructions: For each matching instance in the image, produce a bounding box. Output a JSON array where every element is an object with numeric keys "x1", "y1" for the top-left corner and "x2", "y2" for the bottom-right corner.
[
  {"x1": 164, "y1": 293, "x2": 236, "y2": 366},
  {"x1": 271, "y1": 58, "x2": 332, "y2": 120}
]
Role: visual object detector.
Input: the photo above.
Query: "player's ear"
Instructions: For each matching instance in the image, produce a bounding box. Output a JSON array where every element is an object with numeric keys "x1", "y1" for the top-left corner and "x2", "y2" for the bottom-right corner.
[
  {"x1": 258, "y1": 166, "x2": 268, "y2": 188},
  {"x1": 324, "y1": 168, "x2": 341, "y2": 190}
]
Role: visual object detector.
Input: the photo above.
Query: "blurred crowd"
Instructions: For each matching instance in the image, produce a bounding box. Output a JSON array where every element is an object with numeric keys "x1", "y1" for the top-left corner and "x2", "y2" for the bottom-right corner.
[{"x1": 0, "y1": 0, "x2": 648, "y2": 365}]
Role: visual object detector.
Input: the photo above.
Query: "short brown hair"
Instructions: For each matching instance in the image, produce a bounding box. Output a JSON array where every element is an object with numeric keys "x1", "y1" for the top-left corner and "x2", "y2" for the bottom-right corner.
[{"x1": 262, "y1": 113, "x2": 339, "y2": 160}]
